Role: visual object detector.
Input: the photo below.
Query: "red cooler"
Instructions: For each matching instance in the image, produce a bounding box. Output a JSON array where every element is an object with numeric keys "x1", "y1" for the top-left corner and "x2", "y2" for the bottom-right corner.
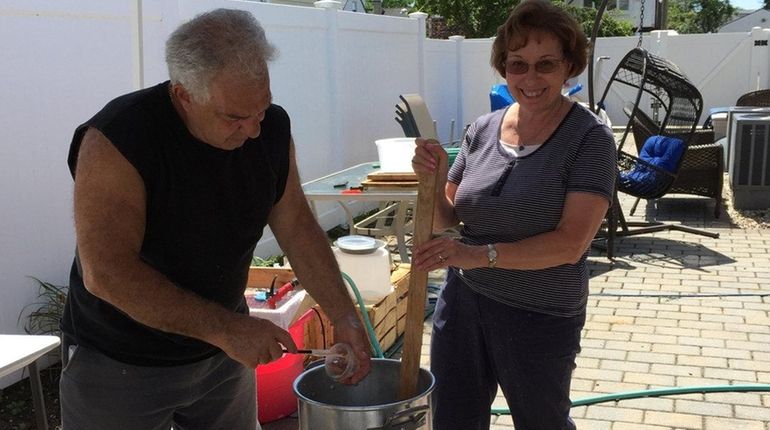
[{"x1": 256, "y1": 309, "x2": 314, "y2": 423}]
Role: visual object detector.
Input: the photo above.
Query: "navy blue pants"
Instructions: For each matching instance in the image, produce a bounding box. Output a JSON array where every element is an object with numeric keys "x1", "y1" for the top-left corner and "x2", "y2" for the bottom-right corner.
[{"x1": 430, "y1": 270, "x2": 585, "y2": 430}]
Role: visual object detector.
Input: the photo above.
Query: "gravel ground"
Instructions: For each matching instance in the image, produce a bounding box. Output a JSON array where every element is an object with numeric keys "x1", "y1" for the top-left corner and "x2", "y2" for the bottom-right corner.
[{"x1": 722, "y1": 173, "x2": 770, "y2": 229}]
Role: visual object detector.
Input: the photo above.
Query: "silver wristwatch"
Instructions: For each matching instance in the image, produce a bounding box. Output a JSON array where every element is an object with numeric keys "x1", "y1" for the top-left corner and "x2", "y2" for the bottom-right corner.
[{"x1": 487, "y1": 244, "x2": 498, "y2": 268}]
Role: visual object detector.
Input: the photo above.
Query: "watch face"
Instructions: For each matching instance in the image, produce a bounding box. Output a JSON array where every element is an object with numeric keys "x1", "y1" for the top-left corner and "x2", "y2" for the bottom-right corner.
[{"x1": 488, "y1": 245, "x2": 498, "y2": 259}]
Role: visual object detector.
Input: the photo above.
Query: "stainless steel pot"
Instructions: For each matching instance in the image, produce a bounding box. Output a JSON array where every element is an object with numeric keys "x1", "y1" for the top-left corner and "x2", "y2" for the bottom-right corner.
[{"x1": 293, "y1": 358, "x2": 434, "y2": 430}]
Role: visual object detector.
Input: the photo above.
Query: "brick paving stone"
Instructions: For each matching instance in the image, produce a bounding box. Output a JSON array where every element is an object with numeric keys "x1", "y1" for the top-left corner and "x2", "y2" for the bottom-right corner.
[
  {"x1": 633, "y1": 333, "x2": 678, "y2": 344},
  {"x1": 589, "y1": 380, "x2": 648, "y2": 393},
  {"x1": 702, "y1": 329, "x2": 748, "y2": 340},
  {"x1": 704, "y1": 392, "x2": 765, "y2": 406},
  {"x1": 615, "y1": 397, "x2": 675, "y2": 412},
  {"x1": 605, "y1": 340, "x2": 652, "y2": 351},
  {"x1": 628, "y1": 351, "x2": 677, "y2": 364},
  {"x1": 623, "y1": 371, "x2": 677, "y2": 386},
  {"x1": 580, "y1": 347, "x2": 627, "y2": 360},
  {"x1": 635, "y1": 317, "x2": 680, "y2": 327},
  {"x1": 612, "y1": 423, "x2": 670, "y2": 430},
  {"x1": 700, "y1": 313, "x2": 746, "y2": 324},
  {"x1": 651, "y1": 363, "x2": 701, "y2": 377},
  {"x1": 679, "y1": 336, "x2": 725, "y2": 348},
  {"x1": 644, "y1": 410, "x2": 703, "y2": 428},
  {"x1": 584, "y1": 405, "x2": 644, "y2": 423},
  {"x1": 601, "y1": 359, "x2": 650, "y2": 373},
  {"x1": 651, "y1": 344, "x2": 701, "y2": 356},
  {"x1": 701, "y1": 346, "x2": 753, "y2": 360},
  {"x1": 735, "y1": 404, "x2": 770, "y2": 421},
  {"x1": 726, "y1": 323, "x2": 770, "y2": 334},
  {"x1": 729, "y1": 359, "x2": 770, "y2": 372},
  {"x1": 703, "y1": 367, "x2": 757, "y2": 382},
  {"x1": 674, "y1": 399, "x2": 733, "y2": 417},
  {"x1": 613, "y1": 323, "x2": 655, "y2": 334},
  {"x1": 678, "y1": 320, "x2": 723, "y2": 331},
  {"x1": 656, "y1": 326, "x2": 701, "y2": 337},
  {"x1": 727, "y1": 340, "x2": 770, "y2": 353},
  {"x1": 675, "y1": 376, "x2": 732, "y2": 386},
  {"x1": 677, "y1": 355, "x2": 728, "y2": 368},
  {"x1": 704, "y1": 417, "x2": 766, "y2": 430},
  {"x1": 576, "y1": 368, "x2": 624, "y2": 382},
  {"x1": 571, "y1": 418, "x2": 613, "y2": 429}
]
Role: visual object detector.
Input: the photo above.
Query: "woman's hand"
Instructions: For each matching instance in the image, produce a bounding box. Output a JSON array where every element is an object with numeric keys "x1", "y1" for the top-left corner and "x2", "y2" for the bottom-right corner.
[
  {"x1": 412, "y1": 138, "x2": 448, "y2": 186},
  {"x1": 411, "y1": 235, "x2": 486, "y2": 271}
]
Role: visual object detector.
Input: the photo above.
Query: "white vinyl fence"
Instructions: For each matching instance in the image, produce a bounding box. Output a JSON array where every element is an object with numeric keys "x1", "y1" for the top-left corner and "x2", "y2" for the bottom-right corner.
[{"x1": 0, "y1": 0, "x2": 767, "y2": 387}]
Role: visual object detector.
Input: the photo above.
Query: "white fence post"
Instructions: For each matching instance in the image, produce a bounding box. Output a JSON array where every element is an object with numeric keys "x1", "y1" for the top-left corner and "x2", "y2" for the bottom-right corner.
[
  {"x1": 450, "y1": 35, "x2": 465, "y2": 142},
  {"x1": 321, "y1": 5, "x2": 341, "y2": 159},
  {"x1": 131, "y1": 0, "x2": 144, "y2": 90},
  {"x1": 409, "y1": 12, "x2": 428, "y2": 97},
  {"x1": 649, "y1": 29, "x2": 672, "y2": 58},
  {"x1": 749, "y1": 27, "x2": 770, "y2": 90}
]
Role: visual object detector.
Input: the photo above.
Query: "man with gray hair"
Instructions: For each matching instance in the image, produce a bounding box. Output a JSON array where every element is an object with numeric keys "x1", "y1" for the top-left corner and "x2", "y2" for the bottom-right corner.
[{"x1": 60, "y1": 8, "x2": 371, "y2": 429}]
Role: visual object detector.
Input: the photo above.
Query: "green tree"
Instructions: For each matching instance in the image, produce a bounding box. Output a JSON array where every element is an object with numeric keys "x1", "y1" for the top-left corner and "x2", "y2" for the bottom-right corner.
[
  {"x1": 413, "y1": 0, "x2": 633, "y2": 38},
  {"x1": 667, "y1": 0, "x2": 735, "y2": 33}
]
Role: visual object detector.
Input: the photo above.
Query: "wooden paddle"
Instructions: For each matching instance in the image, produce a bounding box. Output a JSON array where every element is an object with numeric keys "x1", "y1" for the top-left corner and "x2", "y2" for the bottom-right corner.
[{"x1": 398, "y1": 161, "x2": 437, "y2": 400}]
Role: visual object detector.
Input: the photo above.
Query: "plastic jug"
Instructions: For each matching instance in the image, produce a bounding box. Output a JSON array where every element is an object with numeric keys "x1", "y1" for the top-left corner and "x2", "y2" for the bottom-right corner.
[{"x1": 333, "y1": 244, "x2": 392, "y2": 304}]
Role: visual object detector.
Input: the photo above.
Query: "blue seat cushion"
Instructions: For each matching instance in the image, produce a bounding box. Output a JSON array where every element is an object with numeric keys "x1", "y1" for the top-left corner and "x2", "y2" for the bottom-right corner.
[
  {"x1": 619, "y1": 135, "x2": 685, "y2": 192},
  {"x1": 638, "y1": 135, "x2": 686, "y2": 173}
]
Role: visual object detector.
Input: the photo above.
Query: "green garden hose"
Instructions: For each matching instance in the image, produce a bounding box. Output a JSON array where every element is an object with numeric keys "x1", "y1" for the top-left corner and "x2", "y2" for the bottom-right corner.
[
  {"x1": 341, "y1": 272, "x2": 384, "y2": 358},
  {"x1": 490, "y1": 384, "x2": 770, "y2": 415}
]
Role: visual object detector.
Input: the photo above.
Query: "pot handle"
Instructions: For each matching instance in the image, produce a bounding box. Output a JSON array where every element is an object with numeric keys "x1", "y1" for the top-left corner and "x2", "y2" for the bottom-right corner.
[{"x1": 368, "y1": 405, "x2": 429, "y2": 430}]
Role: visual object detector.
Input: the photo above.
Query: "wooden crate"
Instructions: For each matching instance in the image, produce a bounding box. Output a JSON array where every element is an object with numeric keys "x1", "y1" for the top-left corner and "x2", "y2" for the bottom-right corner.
[
  {"x1": 305, "y1": 264, "x2": 411, "y2": 354},
  {"x1": 246, "y1": 266, "x2": 295, "y2": 288}
]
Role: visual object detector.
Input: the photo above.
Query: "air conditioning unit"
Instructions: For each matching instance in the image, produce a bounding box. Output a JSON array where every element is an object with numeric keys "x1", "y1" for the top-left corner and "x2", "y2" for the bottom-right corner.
[{"x1": 728, "y1": 113, "x2": 770, "y2": 210}]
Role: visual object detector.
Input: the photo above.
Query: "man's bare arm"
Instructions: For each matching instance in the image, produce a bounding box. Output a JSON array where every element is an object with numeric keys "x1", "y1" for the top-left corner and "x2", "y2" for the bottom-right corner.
[{"x1": 267, "y1": 140, "x2": 372, "y2": 383}]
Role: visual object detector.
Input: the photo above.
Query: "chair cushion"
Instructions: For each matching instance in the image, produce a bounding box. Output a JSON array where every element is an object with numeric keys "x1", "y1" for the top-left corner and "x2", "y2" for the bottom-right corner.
[
  {"x1": 638, "y1": 135, "x2": 686, "y2": 173},
  {"x1": 619, "y1": 135, "x2": 685, "y2": 194}
]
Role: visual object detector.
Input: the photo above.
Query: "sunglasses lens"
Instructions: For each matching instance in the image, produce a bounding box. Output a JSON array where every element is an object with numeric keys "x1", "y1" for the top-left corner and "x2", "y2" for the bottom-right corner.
[
  {"x1": 535, "y1": 60, "x2": 559, "y2": 73},
  {"x1": 506, "y1": 61, "x2": 529, "y2": 74},
  {"x1": 505, "y1": 59, "x2": 562, "y2": 75}
]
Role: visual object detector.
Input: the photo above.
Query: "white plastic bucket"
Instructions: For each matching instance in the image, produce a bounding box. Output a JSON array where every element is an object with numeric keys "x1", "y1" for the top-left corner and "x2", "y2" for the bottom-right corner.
[
  {"x1": 333, "y1": 245, "x2": 392, "y2": 304},
  {"x1": 375, "y1": 138, "x2": 416, "y2": 173}
]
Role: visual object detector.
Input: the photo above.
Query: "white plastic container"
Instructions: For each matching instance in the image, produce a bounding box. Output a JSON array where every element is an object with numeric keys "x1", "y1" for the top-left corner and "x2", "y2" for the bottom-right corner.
[
  {"x1": 375, "y1": 138, "x2": 416, "y2": 173},
  {"x1": 333, "y1": 244, "x2": 393, "y2": 304}
]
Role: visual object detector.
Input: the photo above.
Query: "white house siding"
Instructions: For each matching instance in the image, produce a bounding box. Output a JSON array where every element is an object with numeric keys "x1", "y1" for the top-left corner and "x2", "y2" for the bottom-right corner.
[{"x1": 721, "y1": 9, "x2": 770, "y2": 33}]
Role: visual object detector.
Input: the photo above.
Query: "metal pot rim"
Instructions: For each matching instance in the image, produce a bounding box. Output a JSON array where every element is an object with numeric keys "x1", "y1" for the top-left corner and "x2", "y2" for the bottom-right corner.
[{"x1": 292, "y1": 358, "x2": 435, "y2": 411}]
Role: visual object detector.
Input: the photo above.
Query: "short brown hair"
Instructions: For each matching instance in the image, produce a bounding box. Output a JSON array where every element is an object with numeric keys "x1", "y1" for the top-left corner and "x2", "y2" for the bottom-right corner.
[{"x1": 490, "y1": 0, "x2": 588, "y2": 79}]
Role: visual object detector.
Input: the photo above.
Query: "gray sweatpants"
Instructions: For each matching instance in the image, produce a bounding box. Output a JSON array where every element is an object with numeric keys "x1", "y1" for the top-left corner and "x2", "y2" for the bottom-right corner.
[{"x1": 60, "y1": 345, "x2": 260, "y2": 430}]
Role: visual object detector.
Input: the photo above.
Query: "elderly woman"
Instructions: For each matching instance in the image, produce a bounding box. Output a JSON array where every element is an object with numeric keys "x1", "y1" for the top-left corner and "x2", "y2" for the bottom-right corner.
[{"x1": 411, "y1": 1, "x2": 617, "y2": 428}]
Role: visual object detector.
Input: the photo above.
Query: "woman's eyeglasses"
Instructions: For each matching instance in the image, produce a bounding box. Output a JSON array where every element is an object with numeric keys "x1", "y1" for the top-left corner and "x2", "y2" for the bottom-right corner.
[{"x1": 504, "y1": 58, "x2": 564, "y2": 75}]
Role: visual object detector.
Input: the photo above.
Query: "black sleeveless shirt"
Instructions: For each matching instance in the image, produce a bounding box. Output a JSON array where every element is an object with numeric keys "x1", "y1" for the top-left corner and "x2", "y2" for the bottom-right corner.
[{"x1": 62, "y1": 81, "x2": 291, "y2": 366}]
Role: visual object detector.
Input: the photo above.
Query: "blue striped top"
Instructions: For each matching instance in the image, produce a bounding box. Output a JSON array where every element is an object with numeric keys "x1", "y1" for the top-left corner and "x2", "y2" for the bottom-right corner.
[{"x1": 448, "y1": 103, "x2": 617, "y2": 317}]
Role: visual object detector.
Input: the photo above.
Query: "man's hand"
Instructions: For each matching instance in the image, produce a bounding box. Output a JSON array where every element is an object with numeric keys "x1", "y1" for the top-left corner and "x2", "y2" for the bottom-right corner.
[
  {"x1": 331, "y1": 310, "x2": 372, "y2": 385},
  {"x1": 216, "y1": 314, "x2": 298, "y2": 368}
]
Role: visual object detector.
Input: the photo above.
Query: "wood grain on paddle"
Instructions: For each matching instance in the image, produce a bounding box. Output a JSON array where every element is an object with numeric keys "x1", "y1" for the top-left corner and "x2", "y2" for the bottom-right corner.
[{"x1": 398, "y1": 161, "x2": 437, "y2": 399}]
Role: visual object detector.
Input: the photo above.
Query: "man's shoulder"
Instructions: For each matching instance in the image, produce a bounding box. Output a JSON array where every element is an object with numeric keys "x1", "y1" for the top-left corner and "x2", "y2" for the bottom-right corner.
[
  {"x1": 264, "y1": 103, "x2": 288, "y2": 124},
  {"x1": 106, "y1": 83, "x2": 165, "y2": 112}
]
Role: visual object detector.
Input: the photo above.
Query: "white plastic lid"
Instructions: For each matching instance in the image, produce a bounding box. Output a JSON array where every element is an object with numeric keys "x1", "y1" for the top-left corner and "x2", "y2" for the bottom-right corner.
[{"x1": 335, "y1": 235, "x2": 383, "y2": 254}]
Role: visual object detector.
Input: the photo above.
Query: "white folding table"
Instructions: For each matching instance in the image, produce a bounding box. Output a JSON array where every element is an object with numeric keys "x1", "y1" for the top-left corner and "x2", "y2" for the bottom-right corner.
[
  {"x1": 0, "y1": 334, "x2": 61, "y2": 430},
  {"x1": 302, "y1": 162, "x2": 417, "y2": 262}
]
